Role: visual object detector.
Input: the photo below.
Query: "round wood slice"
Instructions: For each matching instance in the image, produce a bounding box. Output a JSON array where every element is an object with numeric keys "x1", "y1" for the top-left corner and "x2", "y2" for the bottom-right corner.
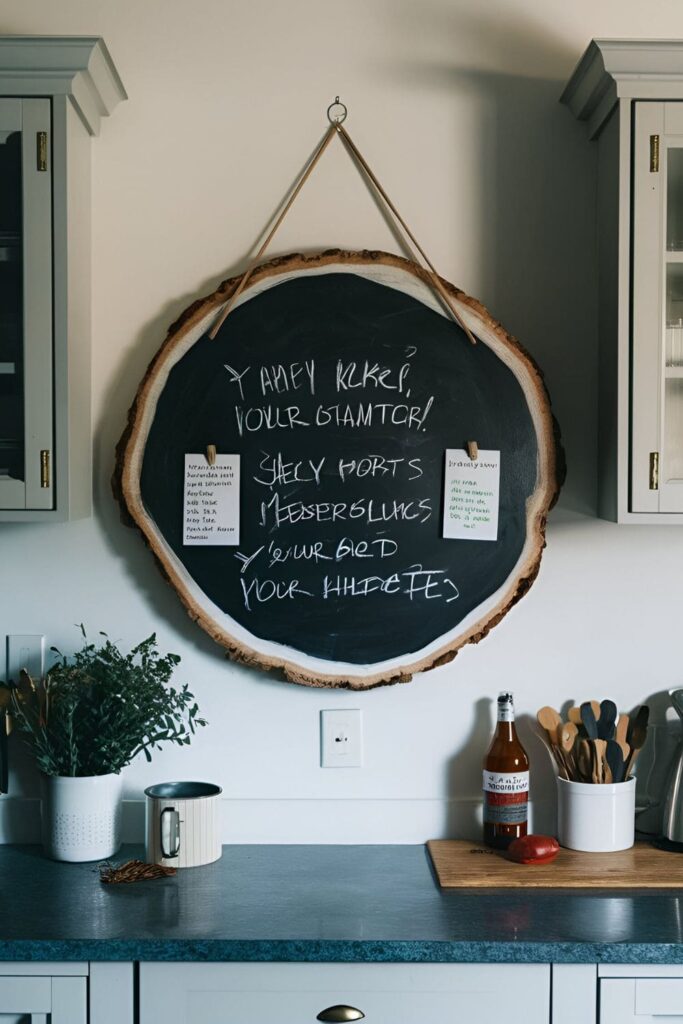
[{"x1": 114, "y1": 250, "x2": 562, "y2": 689}]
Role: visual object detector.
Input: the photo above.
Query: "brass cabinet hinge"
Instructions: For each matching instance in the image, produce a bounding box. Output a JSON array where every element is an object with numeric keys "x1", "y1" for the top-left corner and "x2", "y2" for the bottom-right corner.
[
  {"x1": 36, "y1": 131, "x2": 47, "y2": 172},
  {"x1": 649, "y1": 451, "x2": 660, "y2": 490},
  {"x1": 650, "y1": 134, "x2": 660, "y2": 173},
  {"x1": 40, "y1": 449, "x2": 50, "y2": 489}
]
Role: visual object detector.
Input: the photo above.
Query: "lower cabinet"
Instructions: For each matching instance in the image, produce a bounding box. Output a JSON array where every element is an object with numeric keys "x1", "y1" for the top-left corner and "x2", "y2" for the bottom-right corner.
[
  {"x1": 601, "y1": 966, "x2": 683, "y2": 1024},
  {"x1": 139, "y1": 962, "x2": 550, "y2": 1024},
  {"x1": 7, "y1": 959, "x2": 683, "y2": 1023},
  {"x1": 0, "y1": 965, "x2": 87, "y2": 1024},
  {"x1": 0, "y1": 963, "x2": 131, "y2": 1024}
]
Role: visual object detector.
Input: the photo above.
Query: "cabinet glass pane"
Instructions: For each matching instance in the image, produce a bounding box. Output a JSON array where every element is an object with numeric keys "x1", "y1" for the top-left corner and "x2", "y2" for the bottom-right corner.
[
  {"x1": 0, "y1": 128, "x2": 23, "y2": 482},
  {"x1": 667, "y1": 148, "x2": 683, "y2": 251},
  {"x1": 665, "y1": 142, "x2": 683, "y2": 490},
  {"x1": 664, "y1": 380, "x2": 683, "y2": 482},
  {"x1": 665, "y1": 264, "x2": 683, "y2": 366}
]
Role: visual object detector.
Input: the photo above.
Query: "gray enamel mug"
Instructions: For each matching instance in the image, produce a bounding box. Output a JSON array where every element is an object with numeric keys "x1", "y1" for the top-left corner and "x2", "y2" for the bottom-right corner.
[{"x1": 145, "y1": 781, "x2": 222, "y2": 868}]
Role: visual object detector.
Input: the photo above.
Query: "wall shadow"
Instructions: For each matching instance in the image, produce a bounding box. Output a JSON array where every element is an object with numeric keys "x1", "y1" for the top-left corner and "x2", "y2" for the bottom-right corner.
[
  {"x1": 444, "y1": 695, "x2": 491, "y2": 838},
  {"x1": 378, "y1": 4, "x2": 599, "y2": 517}
]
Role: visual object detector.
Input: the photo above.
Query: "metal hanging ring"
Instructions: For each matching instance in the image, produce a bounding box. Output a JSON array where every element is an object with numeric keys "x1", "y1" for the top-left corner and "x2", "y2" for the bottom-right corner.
[{"x1": 327, "y1": 96, "x2": 347, "y2": 125}]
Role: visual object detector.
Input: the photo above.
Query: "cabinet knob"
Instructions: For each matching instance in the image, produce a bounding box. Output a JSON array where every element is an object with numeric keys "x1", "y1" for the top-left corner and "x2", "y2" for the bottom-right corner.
[{"x1": 316, "y1": 1005, "x2": 365, "y2": 1022}]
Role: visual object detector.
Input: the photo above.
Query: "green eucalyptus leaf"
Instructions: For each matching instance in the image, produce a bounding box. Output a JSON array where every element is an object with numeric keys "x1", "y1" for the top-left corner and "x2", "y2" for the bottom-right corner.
[{"x1": 1, "y1": 628, "x2": 207, "y2": 776}]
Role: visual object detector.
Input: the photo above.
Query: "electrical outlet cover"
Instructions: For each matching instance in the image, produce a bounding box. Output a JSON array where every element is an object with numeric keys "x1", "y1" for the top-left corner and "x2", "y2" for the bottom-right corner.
[
  {"x1": 6, "y1": 634, "x2": 45, "y2": 682},
  {"x1": 320, "y1": 709, "x2": 362, "y2": 768}
]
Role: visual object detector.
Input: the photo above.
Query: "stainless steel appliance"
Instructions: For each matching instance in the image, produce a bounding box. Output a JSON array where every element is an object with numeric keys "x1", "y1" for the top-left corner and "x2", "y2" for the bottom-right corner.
[{"x1": 662, "y1": 690, "x2": 683, "y2": 844}]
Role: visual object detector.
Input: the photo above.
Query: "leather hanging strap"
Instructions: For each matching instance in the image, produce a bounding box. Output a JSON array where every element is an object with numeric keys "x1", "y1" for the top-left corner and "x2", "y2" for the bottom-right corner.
[
  {"x1": 335, "y1": 124, "x2": 476, "y2": 344},
  {"x1": 209, "y1": 118, "x2": 476, "y2": 344},
  {"x1": 208, "y1": 124, "x2": 338, "y2": 340}
]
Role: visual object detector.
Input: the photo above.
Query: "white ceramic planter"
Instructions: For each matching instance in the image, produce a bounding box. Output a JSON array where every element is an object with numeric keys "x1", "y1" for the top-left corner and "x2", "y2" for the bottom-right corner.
[
  {"x1": 41, "y1": 773, "x2": 123, "y2": 862},
  {"x1": 556, "y1": 776, "x2": 636, "y2": 852}
]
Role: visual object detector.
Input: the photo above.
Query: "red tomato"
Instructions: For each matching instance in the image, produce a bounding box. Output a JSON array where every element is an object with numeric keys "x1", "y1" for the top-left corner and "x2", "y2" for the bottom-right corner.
[{"x1": 507, "y1": 834, "x2": 560, "y2": 864}]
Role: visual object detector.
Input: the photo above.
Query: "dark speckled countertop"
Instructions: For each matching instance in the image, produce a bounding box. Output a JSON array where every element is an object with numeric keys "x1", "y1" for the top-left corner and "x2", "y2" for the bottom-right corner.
[{"x1": 1, "y1": 844, "x2": 683, "y2": 963}]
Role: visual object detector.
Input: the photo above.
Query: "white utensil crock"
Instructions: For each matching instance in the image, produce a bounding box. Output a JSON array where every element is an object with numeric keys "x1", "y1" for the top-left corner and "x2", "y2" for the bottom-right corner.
[
  {"x1": 557, "y1": 776, "x2": 636, "y2": 852},
  {"x1": 41, "y1": 773, "x2": 123, "y2": 862},
  {"x1": 145, "y1": 781, "x2": 222, "y2": 868}
]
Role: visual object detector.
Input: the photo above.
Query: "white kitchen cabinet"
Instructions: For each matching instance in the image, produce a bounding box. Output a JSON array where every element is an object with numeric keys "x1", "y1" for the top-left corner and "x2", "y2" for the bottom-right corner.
[
  {"x1": 562, "y1": 41, "x2": 683, "y2": 522},
  {"x1": 599, "y1": 965, "x2": 683, "y2": 1023},
  {"x1": 0, "y1": 97, "x2": 51, "y2": 515},
  {"x1": 0, "y1": 37, "x2": 125, "y2": 521},
  {"x1": 139, "y1": 962, "x2": 550, "y2": 1024},
  {"x1": 0, "y1": 965, "x2": 86, "y2": 1024},
  {"x1": 601, "y1": 977, "x2": 683, "y2": 1022},
  {"x1": 0, "y1": 962, "x2": 132, "y2": 1024}
]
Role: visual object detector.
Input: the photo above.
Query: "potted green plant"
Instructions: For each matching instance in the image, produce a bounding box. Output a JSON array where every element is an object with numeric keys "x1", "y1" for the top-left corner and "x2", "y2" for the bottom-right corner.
[{"x1": 1, "y1": 627, "x2": 206, "y2": 862}]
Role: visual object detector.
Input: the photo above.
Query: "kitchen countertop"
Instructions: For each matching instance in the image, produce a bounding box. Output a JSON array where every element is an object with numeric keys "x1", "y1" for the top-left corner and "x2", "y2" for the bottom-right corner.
[{"x1": 1, "y1": 843, "x2": 683, "y2": 963}]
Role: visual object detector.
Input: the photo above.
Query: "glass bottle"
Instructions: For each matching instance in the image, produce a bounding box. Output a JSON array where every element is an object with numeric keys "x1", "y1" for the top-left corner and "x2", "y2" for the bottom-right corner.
[{"x1": 483, "y1": 691, "x2": 530, "y2": 849}]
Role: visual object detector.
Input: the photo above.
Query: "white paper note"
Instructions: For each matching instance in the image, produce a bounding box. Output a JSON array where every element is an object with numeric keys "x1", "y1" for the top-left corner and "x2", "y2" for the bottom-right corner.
[
  {"x1": 443, "y1": 449, "x2": 500, "y2": 541},
  {"x1": 183, "y1": 454, "x2": 240, "y2": 546}
]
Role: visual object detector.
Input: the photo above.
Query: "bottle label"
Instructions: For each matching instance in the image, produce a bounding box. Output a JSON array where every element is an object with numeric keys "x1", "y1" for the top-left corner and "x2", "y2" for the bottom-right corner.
[
  {"x1": 497, "y1": 703, "x2": 514, "y2": 722},
  {"x1": 483, "y1": 770, "x2": 529, "y2": 825}
]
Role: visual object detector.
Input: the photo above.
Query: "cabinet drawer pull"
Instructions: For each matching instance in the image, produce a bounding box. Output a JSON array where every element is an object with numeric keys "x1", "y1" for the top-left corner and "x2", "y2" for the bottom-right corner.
[{"x1": 316, "y1": 1005, "x2": 365, "y2": 1022}]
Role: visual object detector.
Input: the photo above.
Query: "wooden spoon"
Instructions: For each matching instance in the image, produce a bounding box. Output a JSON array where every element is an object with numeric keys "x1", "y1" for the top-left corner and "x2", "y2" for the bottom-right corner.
[
  {"x1": 560, "y1": 721, "x2": 578, "y2": 753},
  {"x1": 537, "y1": 706, "x2": 563, "y2": 744},
  {"x1": 577, "y1": 739, "x2": 593, "y2": 783},
  {"x1": 625, "y1": 705, "x2": 649, "y2": 779},
  {"x1": 627, "y1": 705, "x2": 649, "y2": 742},
  {"x1": 568, "y1": 705, "x2": 590, "y2": 739},
  {"x1": 580, "y1": 701, "x2": 599, "y2": 740},
  {"x1": 598, "y1": 699, "x2": 618, "y2": 741},
  {"x1": 617, "y1": 738, "x2": 630, "y2": 768},
  {"x1": 588, "y1": 743, "x2": 600, "y2": 784},
  {"x1": 537, "y1": 707, "x2": 572, "y2": 777},
  {"x1": 616, "y1": 713, "x2": 629, "y2": 747},
  {"x1": 559, "y1": 723, "x2": 579, "y2": 780},
  {"x1": 606, "y1": 738, "x2": 625, "y2": 783},
  {"x1": 593, "y1": 739, "x2": 607, "y2": 783},
  {"x1": 533, "y1": 722, "x2": 569, "y2": 779},
  {"x1": 568, "y1": 706, "x2": 582, "y2": 726}
]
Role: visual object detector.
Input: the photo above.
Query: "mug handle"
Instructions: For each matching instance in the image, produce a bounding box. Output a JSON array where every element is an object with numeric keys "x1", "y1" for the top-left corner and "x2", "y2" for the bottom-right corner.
[{"x1": 160, "y1": 806, "x2": 180, "y2": 858}]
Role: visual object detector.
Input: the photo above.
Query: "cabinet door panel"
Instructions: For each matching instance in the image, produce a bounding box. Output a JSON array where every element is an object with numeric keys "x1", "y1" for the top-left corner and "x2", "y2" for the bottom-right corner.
[
  {"x1": 140, "y1": 962, "x2": 550, "y2": 1024},
  {"x1": 0, "y1": 975, "x2": 85, "y2": 1024},
  {"x1": 0, "y1": 97, "x2": 52, "y2": 512},
  {"x1": 632, "y1": 102, "x2": 664, "y2": 513},
  {"x1": 0, "y1": 97, "x2": 26, "y2": 510},
  {"x1": 601, "y1": 978, "x2": 683, "y2": 1023},
  {"x1": 0, "y1": 1017, "x2": 46, "y2": 1024},
  {"x1": 20, "y1": 99, "x2": 52, "y2": 511},
  {"x1": 0, "y1": 976, "x2": 50, "y2": 1012},
  {"x1": 637, "y1": 978, "x2": 683, "y2": 1015},
  {"x1": 632, "y1": 100, "x2": 683, "y2": 514}
]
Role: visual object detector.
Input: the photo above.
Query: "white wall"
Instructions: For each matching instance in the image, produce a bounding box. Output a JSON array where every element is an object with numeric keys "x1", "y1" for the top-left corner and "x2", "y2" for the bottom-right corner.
[{"x1": 2, "y1": 0, "x2": 683, "y2": 842}]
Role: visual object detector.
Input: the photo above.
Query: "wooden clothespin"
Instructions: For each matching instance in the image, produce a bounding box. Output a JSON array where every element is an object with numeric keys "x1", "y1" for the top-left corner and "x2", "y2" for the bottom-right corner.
[
  {"x1": 206, "y1": 444, "x2": 217, "y2": 467},
  {"x1": 467, "y1": 441, "x2": 479, "y2": 461}
]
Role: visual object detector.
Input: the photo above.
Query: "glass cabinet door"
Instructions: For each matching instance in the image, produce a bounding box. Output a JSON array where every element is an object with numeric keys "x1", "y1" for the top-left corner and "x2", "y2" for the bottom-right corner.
[
  {"x1": 632, "y1": 102, "x2": 683, "y2": 513},
  {"x1": 664, "y1": 147, "x2": 683, "y2": 508},
  {"x1": 0, "y1": 98, "x2": 52, "y2": 511}
]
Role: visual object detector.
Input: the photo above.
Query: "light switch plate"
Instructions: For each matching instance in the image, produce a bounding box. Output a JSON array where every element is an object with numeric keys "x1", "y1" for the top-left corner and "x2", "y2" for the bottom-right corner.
[
  {"x1": 320, "y1": 709, "x2": 363, "y2": 768},
  {"x1": 6, "y1": 634, "x2": 45, "y2": 682}
]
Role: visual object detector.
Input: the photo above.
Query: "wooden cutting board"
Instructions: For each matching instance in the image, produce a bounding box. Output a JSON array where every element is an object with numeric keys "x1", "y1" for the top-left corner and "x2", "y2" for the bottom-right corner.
[{"x1": 427, "y1": 839, "x2": 683, "y2": 888}]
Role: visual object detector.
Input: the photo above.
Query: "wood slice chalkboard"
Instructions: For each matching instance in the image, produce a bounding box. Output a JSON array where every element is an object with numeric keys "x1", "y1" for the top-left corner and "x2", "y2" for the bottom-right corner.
[{"x1": 114, "y1": 251, "x2": 562, "y2": 689}]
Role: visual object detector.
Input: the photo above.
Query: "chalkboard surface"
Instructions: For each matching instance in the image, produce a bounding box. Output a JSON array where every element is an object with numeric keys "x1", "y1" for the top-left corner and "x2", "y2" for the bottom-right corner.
[{"x1": 117, "y1": 252, "x2": 560, "y2": 688}]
